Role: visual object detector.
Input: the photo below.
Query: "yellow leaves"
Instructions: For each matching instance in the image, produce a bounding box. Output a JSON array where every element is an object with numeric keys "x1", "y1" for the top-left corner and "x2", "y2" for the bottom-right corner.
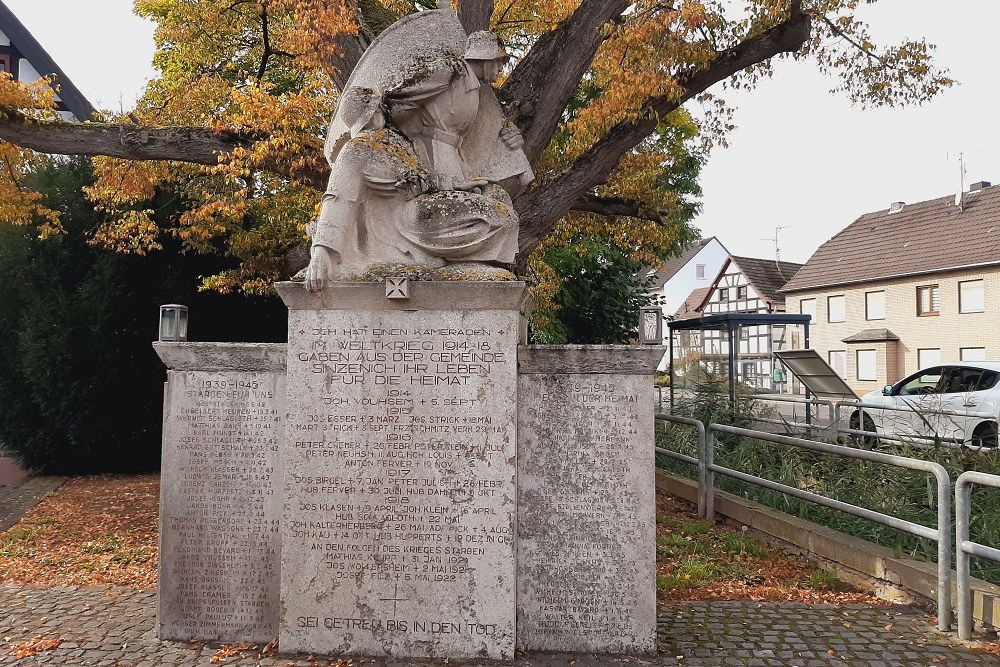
[
  {"x1": 0, "y1": 141, "x2": 61, "y2": 236},
  {"x1": 0, "y1": 72, "x2": 59, "y2": 121},
  {"x1": 89, "y1": 210, "x2": 163, "y2": 255}
]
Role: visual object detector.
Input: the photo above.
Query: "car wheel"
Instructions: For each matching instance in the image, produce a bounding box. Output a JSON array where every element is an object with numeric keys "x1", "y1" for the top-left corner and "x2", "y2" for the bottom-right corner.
[
  {"x1": 849, "y1": 411, "x2": 878, "y2": 448},
  {"x1": 971, "y1": 421, "x2": 998, "y2": 449}
]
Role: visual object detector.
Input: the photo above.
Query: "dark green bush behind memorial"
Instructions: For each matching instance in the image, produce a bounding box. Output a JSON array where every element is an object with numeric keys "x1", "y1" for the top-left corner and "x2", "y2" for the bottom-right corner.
[{"x1": 0, "y1": 158, "x2": 287, "y2": 474}]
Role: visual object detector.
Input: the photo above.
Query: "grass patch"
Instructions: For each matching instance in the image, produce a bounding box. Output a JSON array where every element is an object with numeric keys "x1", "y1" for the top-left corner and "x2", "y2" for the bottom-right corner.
[
  {"x1": 806, "y1": 569, "x2": 840, "y2": 590},
  {"x1": 719, "y1": 530, "x2": 769, "y2": 558},
  {"x1": 82, "y1": 533, "x2": 124, "y2": 555}
]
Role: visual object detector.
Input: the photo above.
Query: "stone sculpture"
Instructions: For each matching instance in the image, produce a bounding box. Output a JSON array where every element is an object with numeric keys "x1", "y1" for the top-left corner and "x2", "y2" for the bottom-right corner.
[{"x1": 303, "y1": 9, "x2": 534, "y2": 291}]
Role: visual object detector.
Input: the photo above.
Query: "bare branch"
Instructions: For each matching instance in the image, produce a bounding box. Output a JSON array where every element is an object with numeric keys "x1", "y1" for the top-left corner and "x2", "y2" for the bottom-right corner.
[
  {"x1": 512, "y1": 9, "x2": 812, "y2": 256},
  {"x1": 499, "y1": 0, "x2": 629, "y2": 162},
  {"x1": 820, "y1": 15, "x2": 903, "y2": 72}
]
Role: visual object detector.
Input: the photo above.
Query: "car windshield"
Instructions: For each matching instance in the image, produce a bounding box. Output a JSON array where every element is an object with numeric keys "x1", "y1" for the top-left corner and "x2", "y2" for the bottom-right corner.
[{"x1": 898, "y1": 368, "x2": 942, "y2": 396}]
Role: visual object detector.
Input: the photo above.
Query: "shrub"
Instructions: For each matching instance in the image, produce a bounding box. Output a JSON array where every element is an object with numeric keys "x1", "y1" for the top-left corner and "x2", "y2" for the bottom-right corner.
[{"x1": 0, "y1": 158, "x2": 287, "y2": 473}]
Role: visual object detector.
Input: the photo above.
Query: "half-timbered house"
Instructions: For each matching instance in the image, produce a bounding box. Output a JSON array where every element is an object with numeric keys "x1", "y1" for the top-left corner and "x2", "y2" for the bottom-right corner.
[{"x1": 0, "y1": 1, "x2": 94, "y2": 121}]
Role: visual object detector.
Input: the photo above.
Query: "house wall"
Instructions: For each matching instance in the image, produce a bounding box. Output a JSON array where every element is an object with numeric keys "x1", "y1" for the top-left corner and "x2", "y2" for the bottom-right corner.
[
  {"x1": 658, "y1": 239, "x2": 729, "y2": 316},
  {"x1": 786, "y1": 266, "x2": 1000, "y2": 393}
]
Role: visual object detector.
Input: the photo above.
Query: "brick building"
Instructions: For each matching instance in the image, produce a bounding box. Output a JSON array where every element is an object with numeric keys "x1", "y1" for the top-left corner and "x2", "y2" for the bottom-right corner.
[{"x1": 782, "y1": 182, "x2": 1000, "y2": 394}]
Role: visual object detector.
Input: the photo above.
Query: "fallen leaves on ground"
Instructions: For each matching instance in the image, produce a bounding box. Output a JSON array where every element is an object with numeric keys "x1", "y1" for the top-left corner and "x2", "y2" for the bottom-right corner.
[
  {"x1": 0, "y1": 474, "x2": 158, "y2": 588},
  {"x1": 9, "y1": 636, "x2": 61, "y2": 658},
  {"x1": 211, "y1": 642, "x2": 249, "y2": 662},
  {"x1": 655, "y1": 493, "x2": 888, "y2": 605}
]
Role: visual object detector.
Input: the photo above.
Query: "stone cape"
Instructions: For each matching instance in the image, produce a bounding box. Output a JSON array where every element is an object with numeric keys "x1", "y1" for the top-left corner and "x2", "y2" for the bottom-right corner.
[{"x1": 305, "y1": 8, "x2": 532, "y2": 287}]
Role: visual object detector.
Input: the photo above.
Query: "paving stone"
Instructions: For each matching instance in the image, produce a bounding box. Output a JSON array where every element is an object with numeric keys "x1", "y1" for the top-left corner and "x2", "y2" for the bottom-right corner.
[{"x1": 2, "y1": 584, "x2": 1000, "y2": 666}]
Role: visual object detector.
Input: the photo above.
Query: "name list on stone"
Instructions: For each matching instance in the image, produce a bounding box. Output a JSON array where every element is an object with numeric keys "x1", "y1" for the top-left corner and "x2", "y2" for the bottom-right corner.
[
  {"x1": 163, "y1": 373, "x2": 281, "y2": 641},
  {"x1": 284, "y1": 316, "x2": 516, "y2": 651}
]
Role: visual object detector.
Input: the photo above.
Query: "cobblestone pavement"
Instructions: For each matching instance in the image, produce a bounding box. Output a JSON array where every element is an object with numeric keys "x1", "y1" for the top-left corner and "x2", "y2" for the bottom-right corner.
[
  {"x1": 2, "y1": 586, "x2": 999, "y2": 666},
  {"x1": 0, "y1": 477, "x2": 63, "y2": 532}
]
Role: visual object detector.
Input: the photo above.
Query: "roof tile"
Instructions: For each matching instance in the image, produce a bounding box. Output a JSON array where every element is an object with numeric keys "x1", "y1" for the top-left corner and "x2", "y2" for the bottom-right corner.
[{"x1": 784, "y1": 186, "x2": 1000, "y2": 292}]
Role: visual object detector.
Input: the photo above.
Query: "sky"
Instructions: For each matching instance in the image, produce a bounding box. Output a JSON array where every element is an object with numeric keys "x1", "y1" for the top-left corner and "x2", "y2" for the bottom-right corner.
[{"x1": 4, "y1": 0, "x2": 999, "y2": 266}]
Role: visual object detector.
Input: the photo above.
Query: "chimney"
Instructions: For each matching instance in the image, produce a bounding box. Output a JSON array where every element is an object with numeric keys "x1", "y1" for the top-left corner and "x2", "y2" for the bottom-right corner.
[
  {"x1": 889, "y1": 201, "x2": 905, "y2": 213},
  {"x1": 970, "y1": 181, "x2": 992, "y2": 191}
]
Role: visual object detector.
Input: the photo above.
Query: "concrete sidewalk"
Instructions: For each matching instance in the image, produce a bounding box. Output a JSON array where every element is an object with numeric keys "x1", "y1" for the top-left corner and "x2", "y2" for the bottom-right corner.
[
  {"x1": 0, "y1": 476, "x2": 63, "y2": 532},
  {"x1": 1, "y1": 584, "x2": 998, "y2": 666}
]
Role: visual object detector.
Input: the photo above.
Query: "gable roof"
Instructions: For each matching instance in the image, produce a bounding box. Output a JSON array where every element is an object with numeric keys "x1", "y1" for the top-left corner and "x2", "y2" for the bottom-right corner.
[
  {"x1": 673, "y1": 286, "x2": 712, "y2": 320},
  {"x1": 0, "y1": 1, "x2": 95, "y2": 121},
  {"x1": 783, "y1": 184, "x2": 1000, "y2": 292},
  {"x1": 638, "y1": 237, "x2": 722, "y2": 289},
  {"x1": 730, "y1": 256, "x2": 802, "y2": 304}
]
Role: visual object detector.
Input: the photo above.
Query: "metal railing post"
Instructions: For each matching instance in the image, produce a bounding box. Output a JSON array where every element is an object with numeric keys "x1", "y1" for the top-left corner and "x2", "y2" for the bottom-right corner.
[
  {"x1": 705, "y1": 428, "x2": 716, "y2": 522},
  {"x1": 954, "y1": 471, "x2": 1000, "y2": 639},
  {"x1": 956, "y1": 473, "x2": 973, "y2": 639},
  {"x1": 696, "y1": 421, "x2": 707, "y2": 519},
  {"x1": 934, "y1": 466, "x2": 952, "y2": 632}
]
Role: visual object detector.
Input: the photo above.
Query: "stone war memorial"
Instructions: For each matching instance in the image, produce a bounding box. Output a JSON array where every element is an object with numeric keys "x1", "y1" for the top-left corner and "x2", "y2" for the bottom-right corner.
[{"x1": 154, "y1": 5, "x2": 662, "y2": 661}]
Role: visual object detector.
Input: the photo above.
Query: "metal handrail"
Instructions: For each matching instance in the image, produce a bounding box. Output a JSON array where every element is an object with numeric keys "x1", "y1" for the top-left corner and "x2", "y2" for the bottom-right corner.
[
  {"x1": 705, "y1": 424, "x2": 953, "y2": 631},
  {"x1": 654, "y1": 414, "x2": 707, "y2": 518},
  {"x1": 955, "y1": 470, "x2": 1000, "y2": 639}
]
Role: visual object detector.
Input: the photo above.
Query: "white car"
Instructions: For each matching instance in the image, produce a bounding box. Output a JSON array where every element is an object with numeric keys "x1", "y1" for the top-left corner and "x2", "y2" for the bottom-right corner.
[{"x1": 849, "y1": 362, "x2": 1000, "y2": 448}]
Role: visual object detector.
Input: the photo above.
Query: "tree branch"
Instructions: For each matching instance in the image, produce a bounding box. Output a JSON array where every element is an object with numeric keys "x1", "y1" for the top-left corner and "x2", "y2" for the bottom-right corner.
[
  {"x1": 499, "y1": 0, "x2": 629, "y2": 163},
  {"x1": 512, "y1": 9, "x2": 811, "y2": 256},
  {"x1": 0, "y1": 117, "x2": 330, "y2": 190},
  {"x1": 571, "y1": 194, "x2": 668, "y2": 224},
  {"x1": 458, "y1": 0, "x2": 494, "y2": 34}
]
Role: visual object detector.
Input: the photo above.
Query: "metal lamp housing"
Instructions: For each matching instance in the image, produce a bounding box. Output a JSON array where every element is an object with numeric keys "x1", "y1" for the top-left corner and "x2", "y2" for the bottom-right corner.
[
  {"x1": 159, "y1": 304, "x2": 189, "y2": 342},
  {"x1": 639, "y1": 306, "x2": 663, "y2": 345}
]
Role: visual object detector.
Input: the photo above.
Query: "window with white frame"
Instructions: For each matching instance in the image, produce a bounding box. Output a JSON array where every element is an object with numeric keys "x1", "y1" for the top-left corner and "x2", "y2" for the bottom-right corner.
[
  {"x1": 961, "y1": 347, "x2": 987, "y2": 362},
  {"x1": 828, "y1": 350, "x2": 847, "y2": 378},
  {"x1": 856, "y1": 349, "x2": 877, "y2": 381},
  {"x1": 959, "y1": 280, "x2": 985, "y2": 313},
  {"x1": 696, "y1": 263, "x2": 706, "y2": 279},
  {"x1": 865, "y1": 291, "x2": 885, "y2": 320},
  {"x1": 827, "y1": 295, "x2": 846, "y2": 323},
  {"x1": 918, "y1": 348, "x2": 941, "y2": 368}
]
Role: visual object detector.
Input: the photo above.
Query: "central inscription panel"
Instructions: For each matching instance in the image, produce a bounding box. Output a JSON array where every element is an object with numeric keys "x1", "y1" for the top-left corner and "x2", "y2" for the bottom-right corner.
[{"x1": 280, "y1": 299, "x2": 519, "y2": 659}]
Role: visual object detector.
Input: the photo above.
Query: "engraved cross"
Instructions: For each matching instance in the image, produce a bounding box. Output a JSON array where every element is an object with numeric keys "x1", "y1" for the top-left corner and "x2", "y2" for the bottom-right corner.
[{"x1": 379, "y1": 582, "x2": 410, "y2": 616}]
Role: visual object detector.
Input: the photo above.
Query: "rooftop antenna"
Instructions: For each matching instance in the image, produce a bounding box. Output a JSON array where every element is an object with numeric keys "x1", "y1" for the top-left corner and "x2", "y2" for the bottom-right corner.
[
  {"x1": 761, "y1": 225, "x2": 790, "y2": 263},
  {"x1": 949, "y1": 151, "x2": 967, "y2": 211}
]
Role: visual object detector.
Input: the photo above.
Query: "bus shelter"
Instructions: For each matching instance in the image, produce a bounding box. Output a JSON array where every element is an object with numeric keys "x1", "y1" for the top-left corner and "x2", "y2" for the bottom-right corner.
[{"x1": 666, "y1": 312, "x2": 812, "y2": 407}]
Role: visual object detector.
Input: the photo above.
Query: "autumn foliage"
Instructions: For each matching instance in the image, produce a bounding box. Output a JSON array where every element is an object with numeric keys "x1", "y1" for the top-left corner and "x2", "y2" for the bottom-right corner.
[{"x1": 0, "y1": 0, "x2": 953, "y2": 297}]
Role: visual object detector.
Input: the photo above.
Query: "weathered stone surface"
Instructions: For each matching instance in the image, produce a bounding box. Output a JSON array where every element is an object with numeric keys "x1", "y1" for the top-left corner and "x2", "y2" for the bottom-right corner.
[
  {"x1": 156, "y1": 343, "x2": 284, "y2": 643},
  {"x1": 303, "y1": 8, "x2": 532, "y2": 289},
  {"x1": 278, "y1": 282, "x2": 525, "y2": 660},
  {"x1": 516, "y1": 345, "x2": 663, "y2": 654}
]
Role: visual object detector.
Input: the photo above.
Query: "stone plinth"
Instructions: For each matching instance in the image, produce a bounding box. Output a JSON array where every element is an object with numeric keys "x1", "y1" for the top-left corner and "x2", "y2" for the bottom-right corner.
[
  {"x1": 516, "y1": 345, "x2": 663, "y2": 655},
  {"x1": 154, "y1": 342, "x2": 285, "y2": 643},
  {"x1": 275, "y1": 281, "x2": 529, "y2": 660}
]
